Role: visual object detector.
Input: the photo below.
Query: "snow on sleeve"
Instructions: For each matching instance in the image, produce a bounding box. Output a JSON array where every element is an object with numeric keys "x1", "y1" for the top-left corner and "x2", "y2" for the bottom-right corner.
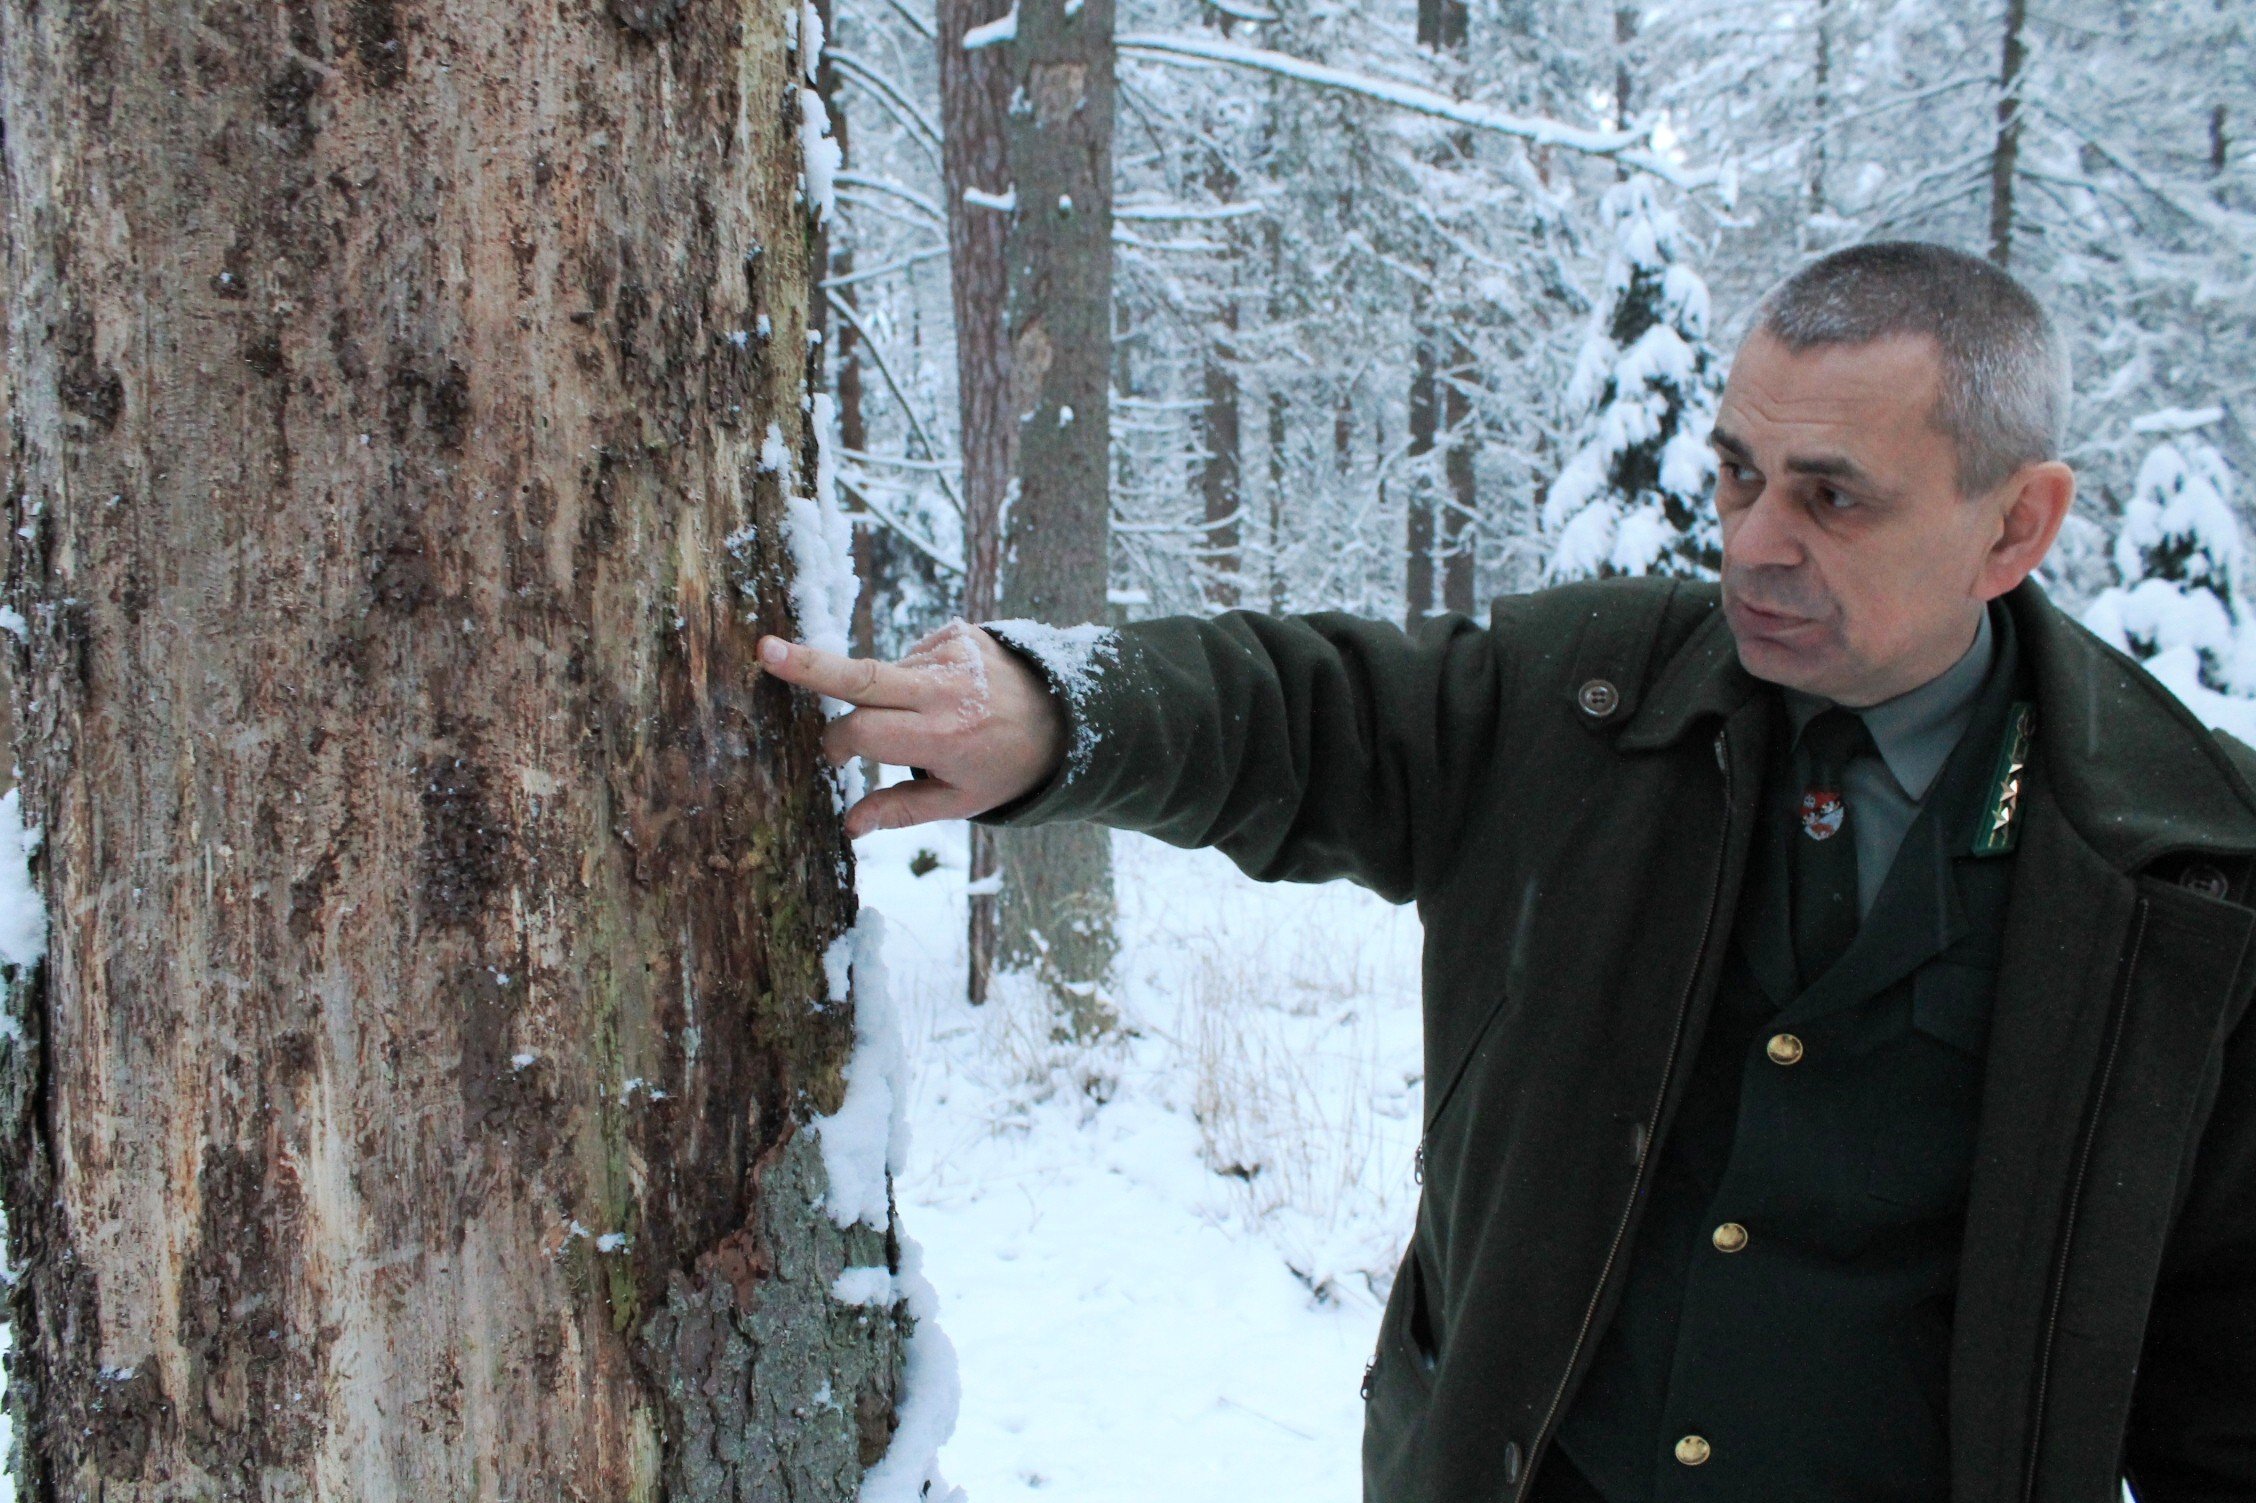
[
  {"x1": 979, "y1": 619, "x2": 1122, "y2": 777},
  {"x1": 809, "y1": 909, "x2": 908, "y2": 1231},
  {"x1": 856, "y1": 1230, "x2": 965, "y2": 1503}
]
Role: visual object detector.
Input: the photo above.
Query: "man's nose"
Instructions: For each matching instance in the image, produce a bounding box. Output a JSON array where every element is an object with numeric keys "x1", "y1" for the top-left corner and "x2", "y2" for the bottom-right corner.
[{"x1": 1724, "y1": 483, "x2": 1804, "y2": 571}]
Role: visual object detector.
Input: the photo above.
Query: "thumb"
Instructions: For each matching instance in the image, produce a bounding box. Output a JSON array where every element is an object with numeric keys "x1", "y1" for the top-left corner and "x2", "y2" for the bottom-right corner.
[{"x1": 844, "y1": 776, "x2": 976, "y2": 838}]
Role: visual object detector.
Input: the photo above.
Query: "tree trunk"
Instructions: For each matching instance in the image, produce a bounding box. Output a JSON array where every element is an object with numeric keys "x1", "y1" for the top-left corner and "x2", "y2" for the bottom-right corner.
[
  {"x1": 1405, "y1": 330, "x2": 1440, "y2": 630},
  {"x1": 937, "y1": 0, "x2": 1016, "y2": 1006},
  {"x1": 1406, "y1": 0, "x2": 1473, "y2": 630},
  {"x1": 997, "y1": 0, "x2": 1119, "y2": 1032},
  {"x1": 1200, "y1": 307, "x2": 1242, "y2": 611},
  {"x1": 1440, "y1": 348, "x2": 1477, "y2": 616},
  {"x1": 1990, "y1": 0, "x2": 2026, "y2": 268},
  {"x1": 1806, "y1": 0, "x2": 1834, "y2": 223},
  {"x1": 0, "y1": 2, "x2": 915, "y2": 1497}
]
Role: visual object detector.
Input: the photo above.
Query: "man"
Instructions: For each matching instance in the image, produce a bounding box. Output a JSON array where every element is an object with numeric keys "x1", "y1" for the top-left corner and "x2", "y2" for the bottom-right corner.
[{"x1": 759, "y1": 244, "x2": 2256, "y2": 1501}]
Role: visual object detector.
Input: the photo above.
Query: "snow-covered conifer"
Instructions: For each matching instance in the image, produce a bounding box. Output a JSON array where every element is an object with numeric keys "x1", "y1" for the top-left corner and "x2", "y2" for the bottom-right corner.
[
  {"x1": 1542, "y1": 178, "x2": 1725, "y2": 583},
  {"x1": 2083, "y1": 427, "x2": 2254, "y2": 707}
]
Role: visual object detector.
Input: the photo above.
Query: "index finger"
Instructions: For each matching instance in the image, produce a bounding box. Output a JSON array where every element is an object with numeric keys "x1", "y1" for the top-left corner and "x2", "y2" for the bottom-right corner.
[{"x1": 757, "y1": 636, "x2": 924, "y2": 710}]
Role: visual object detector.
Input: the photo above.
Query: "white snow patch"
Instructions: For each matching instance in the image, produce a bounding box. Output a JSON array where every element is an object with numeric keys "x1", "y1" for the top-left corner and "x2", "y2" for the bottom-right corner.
[
  {"x1": 0, "y1": 788, "x2": 46, "y2": 980},
  {"x1": 961, "y1": 185, "x2": 1017, "y2": 213},
  {"x1": 510, "y1": 1051, "x2": 538, "y2": 1072},
  {"x1": 810, "y1": 910, "x2": 909, "y2": 1231},
  {"x1": 760, "y1": 422, "x2": 793, "y2": 477},
  {"x1": 757, "y1": 313, "x2": 774, "y2": 340},
  {"x1": 961, "y1": 4, "x2": 1017, "y2": 50},
  {"x1": 801, "y1": 89, "x2": 842, "y2": 227},
  {"x1": 799, "y1": 1, "x2": 825, "y2": 80},
  {"x1": 857, "y1": 1231, "x2": 965, "y2": 1503},
  {"x1": 782, "y1": 394, "x2": 865, "y2": 819},
  {"x1": 0, "y1": 608, "x2": 25, "y2": 642},
  {"x1": 594, "y1": 1232, "x2": 629, "y2": 1253},
  {"x1": 831, "y1": 1264, "x2": 896, "y2": 1307}
]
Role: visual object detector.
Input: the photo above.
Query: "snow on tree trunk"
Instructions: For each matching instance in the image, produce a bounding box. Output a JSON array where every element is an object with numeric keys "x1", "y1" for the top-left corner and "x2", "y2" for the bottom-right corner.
[
  {"x1": 1541, "y1": 178, "x2": 1724, "y2": 585},
  {"x1": 0, "y1": 1, "x2": 953, "y2": 1497},
  {"x1": 994, "y1": 0, "x2": 1119, "y2": 1034},
  {"x1": 2082, "y1": 425, "x2": 2256, "y2": 736}
]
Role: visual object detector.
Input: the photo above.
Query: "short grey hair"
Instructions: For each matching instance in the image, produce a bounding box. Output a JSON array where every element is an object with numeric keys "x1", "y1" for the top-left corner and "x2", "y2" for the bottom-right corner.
[{"x1": 1751, "y1": 241, "x2": 2072, "y2": 495}]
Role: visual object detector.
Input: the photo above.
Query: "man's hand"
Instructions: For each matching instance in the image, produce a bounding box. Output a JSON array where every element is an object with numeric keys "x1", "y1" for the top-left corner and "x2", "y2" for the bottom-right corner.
[{"x1": 756, "y1": 620, "x2": 1067, "y2": 838}]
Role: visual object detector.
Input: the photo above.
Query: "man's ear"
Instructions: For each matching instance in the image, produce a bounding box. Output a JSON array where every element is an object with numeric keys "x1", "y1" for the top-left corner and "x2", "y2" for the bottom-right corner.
[{"x1": 1977, "y1": 459, "x2": 2075, "y2": 601}]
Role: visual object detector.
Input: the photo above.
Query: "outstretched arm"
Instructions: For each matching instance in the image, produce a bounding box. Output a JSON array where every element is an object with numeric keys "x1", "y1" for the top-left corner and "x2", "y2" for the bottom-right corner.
[{"x1": 760, "y1": 605, "x2": 1508, "y2": 904}]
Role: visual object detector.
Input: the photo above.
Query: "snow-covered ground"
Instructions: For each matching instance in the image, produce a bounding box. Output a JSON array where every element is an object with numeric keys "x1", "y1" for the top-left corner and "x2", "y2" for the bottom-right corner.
[{"x1": 855, "y1": 796, "x2": 1425, "y2": 1502}]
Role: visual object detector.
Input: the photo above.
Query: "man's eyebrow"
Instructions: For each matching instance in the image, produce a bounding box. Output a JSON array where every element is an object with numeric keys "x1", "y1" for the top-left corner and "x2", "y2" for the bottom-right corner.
[{"x1": 1707, "y1": 428, "x2": 1886, "y2": 493}]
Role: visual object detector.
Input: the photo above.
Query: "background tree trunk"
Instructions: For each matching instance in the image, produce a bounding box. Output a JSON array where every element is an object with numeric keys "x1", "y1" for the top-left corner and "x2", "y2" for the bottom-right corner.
[
  {"x1": 0, "y1": 1, "x2": 910, "y2": 1497},
  {"x1": 1990, "y1": 0, "x2": 2027, "y2": 267},
  {"x1": 997, "y1": 0, "x2": 1119, "y2": 1032},
  {"x1": 1405, "y1": 0, "x2": 1475, "y2": 630},
  {"x1": 937, "y1": 0, "x2": 1016, "y2": 1006}
]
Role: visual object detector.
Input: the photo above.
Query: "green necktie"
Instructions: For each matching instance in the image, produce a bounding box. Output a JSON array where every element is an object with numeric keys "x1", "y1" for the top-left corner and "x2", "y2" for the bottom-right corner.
[{"x1": 1791, "y1": 707, "x2": 1874, "y2": 988}]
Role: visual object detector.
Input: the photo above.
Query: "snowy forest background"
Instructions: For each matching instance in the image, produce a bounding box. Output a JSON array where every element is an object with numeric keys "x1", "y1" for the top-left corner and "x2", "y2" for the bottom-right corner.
[
  {"x1": 818, "y1": 0, "x2": 2255, "y2": 728},
  {"x1": 793, "y1": 3, "x2": 2256, "y2": 1497}
]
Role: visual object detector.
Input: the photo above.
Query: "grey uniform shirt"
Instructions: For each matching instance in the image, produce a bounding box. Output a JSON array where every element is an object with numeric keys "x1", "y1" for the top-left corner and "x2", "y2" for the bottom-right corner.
[{"x1": 1782, "y1": 602, "x2": 1997, "y2": 920}]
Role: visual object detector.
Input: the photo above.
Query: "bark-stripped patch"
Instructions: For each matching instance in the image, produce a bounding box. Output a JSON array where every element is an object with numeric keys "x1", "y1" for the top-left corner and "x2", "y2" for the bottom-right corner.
[
  {"x1": 385, "y1": 356, "x2": 472, "y2": 451},
  {"x1": 178, "y1": 1141, "x2": 327, "y2": 1479},
  {"x1": 344, "y1": 0, "x2": 406, "y2": 87},
  {"x1": 418, "y1": 749, "x2": 510, "y2": 925},
  {"x1": 59, "y1": 308, "x2": 123, "y2": 432},
  {"x1": 607, "y1": 0, "x2": 690, "y2": 38},
  {"x1": 261, "y1": 60, "x2": 321, "y2": 155}
]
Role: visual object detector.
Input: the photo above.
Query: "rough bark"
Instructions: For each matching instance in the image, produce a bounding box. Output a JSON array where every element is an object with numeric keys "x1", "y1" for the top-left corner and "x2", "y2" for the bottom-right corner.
[
  {"x1": 997, "y1": 0, "x2": 1118, "y2": 1031},
  {"x1": 0, "y1": 1, "x2": 906, "y2": 1497},
  {"x1": 936, "y1": 0, "x2": 1015, "y2": 1005},
  {"x1": 1990, "y1": 0, "x2": 2026, "y2": 268}
]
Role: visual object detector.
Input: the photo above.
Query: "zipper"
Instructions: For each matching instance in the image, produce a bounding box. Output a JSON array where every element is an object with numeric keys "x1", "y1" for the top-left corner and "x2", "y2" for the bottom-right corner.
[
  {"x1": 2020, "y1": 896, "x2": 2149, "y2": 1503},
  {"x1": 1519, "y1": 732, "x2": 1738, "y2": 1495}
]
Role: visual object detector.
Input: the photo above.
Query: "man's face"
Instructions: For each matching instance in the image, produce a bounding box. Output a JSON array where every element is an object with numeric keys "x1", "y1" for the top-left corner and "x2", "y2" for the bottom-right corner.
[{"x1": 1713, "y1": 331, "x2": 2003, "y2": 706}]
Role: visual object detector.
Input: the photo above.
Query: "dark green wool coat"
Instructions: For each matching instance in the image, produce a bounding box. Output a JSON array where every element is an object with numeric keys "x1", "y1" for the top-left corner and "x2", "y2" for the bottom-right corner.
[{"x1": 980, "y1": 576, "x2": 2256, "y2": 1503}]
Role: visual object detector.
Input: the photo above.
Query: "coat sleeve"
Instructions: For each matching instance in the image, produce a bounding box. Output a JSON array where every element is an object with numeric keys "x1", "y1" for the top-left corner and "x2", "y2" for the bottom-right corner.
[
  {"x1": 2124, "y1": 983, "x2": 2256, "y2": 1501},
  {"x1": 973, "y1": 605, "x2": 1515, "y2": 905}
]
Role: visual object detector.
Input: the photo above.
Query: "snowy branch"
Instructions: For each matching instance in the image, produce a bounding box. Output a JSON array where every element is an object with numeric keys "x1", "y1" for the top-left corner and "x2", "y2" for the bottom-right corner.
[
  {"x1": 836, "y1": 170, "x2": 948, "y2": 224},
  {"x1": 820, "y1": 244, "x2": 949, "y2": 290},
  {"x1": 826, "y1": 49, "x2": 944, "y2": 160},
  {"x1": 1115, "y1": 33, "x2": 1696, "y2": 186},
  {"x1": 823, "y1": 287, "x2": 966, "y2": 524},
  {"x1": 1115, "y1": 200, "x2": 1267, "y2": 222}
]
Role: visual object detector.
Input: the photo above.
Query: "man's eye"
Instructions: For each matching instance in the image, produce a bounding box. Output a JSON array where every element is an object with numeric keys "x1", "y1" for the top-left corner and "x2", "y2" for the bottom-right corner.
[
  {"x1": 1816, "y1": 486, "x2": 1853, "y2": 511},
  {"x1": 1723, "y1": 462, "x2": 1757, "y2": 485}
]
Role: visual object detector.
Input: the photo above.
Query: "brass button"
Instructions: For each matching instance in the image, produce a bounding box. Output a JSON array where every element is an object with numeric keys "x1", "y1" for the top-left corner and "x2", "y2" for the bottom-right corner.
[
  {"x1": 1711, "y1": 1222, "x2": 1749, "y2": 1253},
  {"x1": 1675, "y1": 1434, "x2": 1712, "y2": 1467},
  {"x1": 2181, "y1": 862, "x2": 2231, "y2": 899},
  {"x1": 1766, "y1": 1032, "x2": 1805, "y2": 1066},
  {"x1": 1577, "y1": 678, "x2": 1620, "y2": 718}
]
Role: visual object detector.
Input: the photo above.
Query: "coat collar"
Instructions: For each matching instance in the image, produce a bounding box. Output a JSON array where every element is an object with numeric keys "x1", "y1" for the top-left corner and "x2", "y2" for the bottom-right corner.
[{"x1": 1616, "y1": 578, "x2": 2256, "y2": 872}]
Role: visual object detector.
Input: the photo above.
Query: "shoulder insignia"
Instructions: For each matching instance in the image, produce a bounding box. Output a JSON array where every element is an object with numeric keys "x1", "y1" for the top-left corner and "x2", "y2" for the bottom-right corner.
[{"x1": 1972, "y1": 701, "x2": 2035, "y2": 857}]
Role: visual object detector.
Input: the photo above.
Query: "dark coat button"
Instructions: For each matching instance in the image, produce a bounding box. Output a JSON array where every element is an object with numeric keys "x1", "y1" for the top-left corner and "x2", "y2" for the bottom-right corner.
[
  {"x1": 1577, "y1": 678, "x2": 1620, "y2": 718},
  {"x1": 2181, "y1": 862, "x2": 2231, "y2": 899},
  {"x1": 1503, "y1": 1440, "x2": 1524, "y2": 1484}
]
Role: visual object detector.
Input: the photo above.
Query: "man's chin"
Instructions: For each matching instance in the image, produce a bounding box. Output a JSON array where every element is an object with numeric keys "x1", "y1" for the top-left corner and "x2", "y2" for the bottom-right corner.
[{"x1": 1726, "y1": 619, "x2": 1835, "y2": 694}]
